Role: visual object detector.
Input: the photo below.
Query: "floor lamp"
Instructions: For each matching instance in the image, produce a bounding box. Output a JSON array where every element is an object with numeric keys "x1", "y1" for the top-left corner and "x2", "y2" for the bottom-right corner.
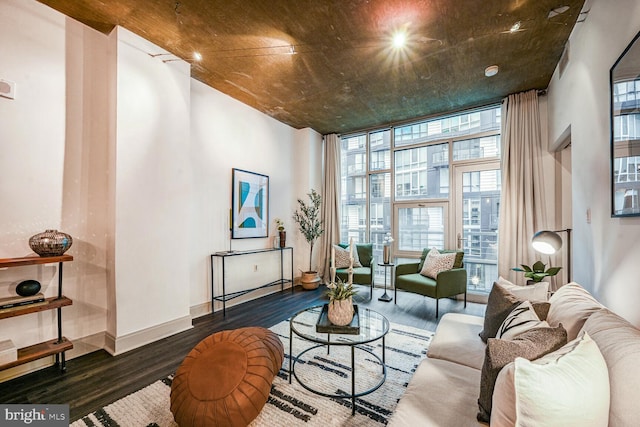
[{"x1": 531, "y1": 229, "x2": 572, "y2": 283}]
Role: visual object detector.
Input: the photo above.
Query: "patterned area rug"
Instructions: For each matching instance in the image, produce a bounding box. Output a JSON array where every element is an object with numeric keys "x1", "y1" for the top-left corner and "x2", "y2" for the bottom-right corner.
[{"x1": 71, "y1": 318, "x2": 433, "y2": 426}]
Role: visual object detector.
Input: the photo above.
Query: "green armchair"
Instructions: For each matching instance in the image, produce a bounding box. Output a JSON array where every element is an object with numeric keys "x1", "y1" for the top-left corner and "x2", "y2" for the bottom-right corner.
[
  {"x1": 335, "y1": 243, "x2": 374, "y2": 299},
  {"x1": 394, "y1": 249, "x2": 467, "y2": 318}
]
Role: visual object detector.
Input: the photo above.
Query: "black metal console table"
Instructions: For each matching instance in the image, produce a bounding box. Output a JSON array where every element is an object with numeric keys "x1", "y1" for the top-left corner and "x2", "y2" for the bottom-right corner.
[{"x1": 210, "y1": 247, "x2": 293, "y2": 316}]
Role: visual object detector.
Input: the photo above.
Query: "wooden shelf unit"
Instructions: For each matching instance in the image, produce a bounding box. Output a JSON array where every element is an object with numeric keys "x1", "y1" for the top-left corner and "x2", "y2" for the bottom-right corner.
[{"x1": 0, "y1": 255, "x2": 74, "y2": 372}]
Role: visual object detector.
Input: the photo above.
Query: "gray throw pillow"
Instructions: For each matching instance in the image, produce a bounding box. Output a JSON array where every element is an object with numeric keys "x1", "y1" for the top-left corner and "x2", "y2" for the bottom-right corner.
[
  {"x1": 476, "y1": 324, "x2": 568, "y2": 422},
  {"x1": 478, "y1": 282, "x2": 551, "y2": 343}
]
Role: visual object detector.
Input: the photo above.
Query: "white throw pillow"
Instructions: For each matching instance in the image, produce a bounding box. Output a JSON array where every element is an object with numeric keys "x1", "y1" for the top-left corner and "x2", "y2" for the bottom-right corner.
[
  {"x1": 497, "y1": 276, "x2": 549, "y2": 301},
  {"x1": 495, "y1": 300, "x2": 549, "y2": 340},
  {"x1": 419, "y1": 248, "x2": 456, "y2": 279},
  {"x1": 491, "y1": 332, "x2": 610, "y2": 427},
  {"x1": 333, "y1": 244, "x2": 362, "y2": 269}
]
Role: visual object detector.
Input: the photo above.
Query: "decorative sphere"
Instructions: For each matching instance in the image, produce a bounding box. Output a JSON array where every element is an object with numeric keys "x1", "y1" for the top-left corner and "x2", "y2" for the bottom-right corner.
[{"x1": 16, "y1": 280, "x2": 41, "y2": 297}]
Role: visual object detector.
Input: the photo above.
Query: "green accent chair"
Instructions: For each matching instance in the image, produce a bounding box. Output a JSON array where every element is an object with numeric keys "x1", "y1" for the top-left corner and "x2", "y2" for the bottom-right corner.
[
  {"x1": 335, "y1": 243, "x2": 374, "y2": 299},
  {"x1": 394, "y1": 249, "x2": 467, "y2": 318}
]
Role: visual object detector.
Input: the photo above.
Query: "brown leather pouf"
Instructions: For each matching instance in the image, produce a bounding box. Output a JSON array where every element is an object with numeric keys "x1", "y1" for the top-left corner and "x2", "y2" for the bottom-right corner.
[{"x1": 170, "y1": 327, "x2": 284, "y2": 427}]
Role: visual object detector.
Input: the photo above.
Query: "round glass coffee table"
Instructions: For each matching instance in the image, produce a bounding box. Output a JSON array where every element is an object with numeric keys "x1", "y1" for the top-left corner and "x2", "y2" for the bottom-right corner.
[{"x1": 288, "y1": 305, "x2": 390, "y2": 415}]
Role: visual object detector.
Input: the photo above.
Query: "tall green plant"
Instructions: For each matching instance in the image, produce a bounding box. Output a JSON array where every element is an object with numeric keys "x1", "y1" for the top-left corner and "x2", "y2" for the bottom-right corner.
[{"x1": 293, "y1": 189, "x2": 324, "y2": 272}]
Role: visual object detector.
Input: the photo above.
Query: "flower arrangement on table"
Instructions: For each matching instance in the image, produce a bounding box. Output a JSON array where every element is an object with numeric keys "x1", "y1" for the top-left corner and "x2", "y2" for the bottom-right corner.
[
  {"x1": 274, "y1": 218, "x2": 285, "y2": 232},
  {"x1": 382, "y1": 232, "x2": 394, "y2": 263},
  {"x1": 383, "y1": 232, "x2": 394, "y2": 246}
]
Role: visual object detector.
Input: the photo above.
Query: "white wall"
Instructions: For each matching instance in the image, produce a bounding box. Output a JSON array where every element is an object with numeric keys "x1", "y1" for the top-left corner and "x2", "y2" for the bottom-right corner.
[
  {"x1": 189, "y1": 79, "x2": 322, "y2": 315},
  {"x1": 0, "y1": 0, "x2": 323, "y2": 379},
  {"x1": 547, "y1": 0, "x2": 640, "y2": 326},
  {"x1": 0, "y1": 0, "x2": 109, "y2": 380},
  {"x1": 106, "y1": 27, "x2": 193, "y2": 352}
]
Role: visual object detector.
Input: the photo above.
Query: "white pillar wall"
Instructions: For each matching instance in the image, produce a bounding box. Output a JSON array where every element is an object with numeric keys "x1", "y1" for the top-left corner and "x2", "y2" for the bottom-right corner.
[
  {"x1": 546, "y1": 0, "x2": 640, "y2": 327},
  {"x1": 106, "y1": 27, "x2": 193, "y2": 353}
]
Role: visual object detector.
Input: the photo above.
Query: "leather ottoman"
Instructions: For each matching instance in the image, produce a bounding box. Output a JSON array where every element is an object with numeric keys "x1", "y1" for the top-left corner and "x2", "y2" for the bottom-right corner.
[{"x1": 170, "y1": 326, "x2": 284, "y2": 427}]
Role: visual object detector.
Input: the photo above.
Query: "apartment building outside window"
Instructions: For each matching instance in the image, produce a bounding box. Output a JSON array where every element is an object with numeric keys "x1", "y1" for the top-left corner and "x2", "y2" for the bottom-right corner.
[
  {"x1": 613, "y1": 79, "x2": 640, "y2": 215},
  {"x1": 340, "y1": 106, "x2": 501, "y2": 293}
]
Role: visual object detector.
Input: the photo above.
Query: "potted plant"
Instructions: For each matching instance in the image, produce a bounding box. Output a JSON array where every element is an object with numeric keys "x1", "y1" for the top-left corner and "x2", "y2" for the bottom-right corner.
[
  {"x1": 274, "y1": 218, "x2": 286, "y2": 248},
  {"x1": 512, "y1": 260, "x2": 562, "y2": 284},
  {"x1": 326, "y1": 279, "x2": 357, "y2": 325},
  {"x1": 293, "y1": 189, "x2": 324, "y2": 289}
]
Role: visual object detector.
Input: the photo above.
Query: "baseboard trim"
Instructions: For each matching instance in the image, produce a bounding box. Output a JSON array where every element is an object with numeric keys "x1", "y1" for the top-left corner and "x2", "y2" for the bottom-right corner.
[{"x1": 105, "y1": 315, "x2": 193, "y2": 356}]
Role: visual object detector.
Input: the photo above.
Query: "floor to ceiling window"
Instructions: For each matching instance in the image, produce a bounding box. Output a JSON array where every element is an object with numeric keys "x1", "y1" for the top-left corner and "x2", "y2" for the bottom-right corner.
[{"x1": 340, "y1": 106, "x2": 501, "y2": 293}]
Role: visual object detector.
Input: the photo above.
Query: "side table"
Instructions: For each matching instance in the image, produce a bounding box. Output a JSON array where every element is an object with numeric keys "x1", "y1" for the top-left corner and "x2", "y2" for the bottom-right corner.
[{"x1": 377, "y1": 262, "x2": 394, "y2": 302}]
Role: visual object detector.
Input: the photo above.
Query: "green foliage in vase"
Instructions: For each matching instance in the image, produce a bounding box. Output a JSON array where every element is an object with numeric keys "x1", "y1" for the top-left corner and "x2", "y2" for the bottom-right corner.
[
  {"x1": 293, "y1": 189, "x2": 324, "y2": 272},
  {"x1": 326, "y1": 279, "x2": 357, "y2": 301},
  {"x1": 512, "y1": 261, "x2": 562, "y2": 282}
]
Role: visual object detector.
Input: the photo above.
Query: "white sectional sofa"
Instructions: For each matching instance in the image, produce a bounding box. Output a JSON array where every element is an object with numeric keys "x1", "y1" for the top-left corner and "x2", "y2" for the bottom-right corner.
[{"x1": 389, "y1": 282, "x2": 640, "y2": 426}]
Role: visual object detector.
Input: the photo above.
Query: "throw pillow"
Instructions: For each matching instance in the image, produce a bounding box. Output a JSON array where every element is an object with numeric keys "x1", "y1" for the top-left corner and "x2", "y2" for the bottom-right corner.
[
  {"x1": 418, "y1": 248, "x2": 463, "y2": 272},
  {"x1": 419, "y1": 248, "x2": 456, "y2": 279},
  {"x1": 497, "y1": 276, "x2": 549, "y2": 302},
  {"x1": 479, "y1": 282, "x2": 551, "y2": 343},
  {"x1": 495, "y1": 300, "x2": 549, "y2": 340},
  {"x1": 333, "y1": 244, "x2": 363, "y2": 269},
  {"x1": 476, "y1": 324, "x2": 567, "y2": 423},
  {"x1": 491, "y1": 332, "x2": 610, "y2": 427},
  {"x1": 547, "y1": 282, "x2": 604, "y2": 341}
]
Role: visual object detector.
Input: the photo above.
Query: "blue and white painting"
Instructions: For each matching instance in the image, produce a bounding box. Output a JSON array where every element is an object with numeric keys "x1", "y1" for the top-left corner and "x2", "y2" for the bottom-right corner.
[{"x1": 232, "y1": 169, "x2": 269, "y2": 238}]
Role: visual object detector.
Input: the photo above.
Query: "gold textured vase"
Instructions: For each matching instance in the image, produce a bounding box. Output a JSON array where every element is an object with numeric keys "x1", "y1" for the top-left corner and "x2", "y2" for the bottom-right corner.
[{"x1": 328, "y1": 297, "x2": 354, "y2": 326}]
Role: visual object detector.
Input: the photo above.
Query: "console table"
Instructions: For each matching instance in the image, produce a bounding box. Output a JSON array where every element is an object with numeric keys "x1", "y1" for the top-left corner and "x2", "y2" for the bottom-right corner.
[{"x1": 210, "y1": 247, "x2": 293, "y2": 316}]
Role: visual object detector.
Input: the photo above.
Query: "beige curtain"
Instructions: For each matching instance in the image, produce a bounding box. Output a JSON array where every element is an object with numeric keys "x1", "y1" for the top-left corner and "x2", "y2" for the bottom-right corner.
[
  {"x1": 318, "y1": 133, "x2": 341, "y2": 282},
  {"x1": 498, "y1": 90, "x2": 548, "y2": 285}
]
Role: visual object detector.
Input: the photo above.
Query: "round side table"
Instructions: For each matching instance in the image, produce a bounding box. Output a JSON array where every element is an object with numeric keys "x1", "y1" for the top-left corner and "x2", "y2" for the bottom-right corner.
[{"x1": 377, "y1": 262, "x2": 394, "y2": 302}]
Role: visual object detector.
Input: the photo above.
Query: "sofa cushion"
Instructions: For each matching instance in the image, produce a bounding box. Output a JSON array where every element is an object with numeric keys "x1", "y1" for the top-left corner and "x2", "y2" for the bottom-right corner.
[
  {"x1": 428, "y1": 313, "x2": 486, "y2": 370},
  {"x1": 479, "y1": 282, "x2": 550, "y2": 343},
  {"x1": 395, "y1": 273, "x2": 437, "y2": 297},
  {"x1": 477, "y1": 324, "x2": 567, "y2": 422},
  {"x1": 491, "y1": 332, "x2": 609, "y2": 427},
  {"x1": 420, "y1": 248, "x2": 456, "y2": 279},
  {"x1": 418, "y1": 248, "x2": 463, "y2": 272},
  {"x1": 389, "y1": 358, "x2": 483, "y2": 427},
  {"x1": 495, "y1": 300, "x2": 549, "y2": 340},
  {"x1": 547, "y1": 282, "x2": 604, "y2": 341},
  {"x1": 497, "y1": 276, "x2": 549, "y2": 301},
  {"x1": 582, "y1": 309, "x2": 640, "y2": 426}
]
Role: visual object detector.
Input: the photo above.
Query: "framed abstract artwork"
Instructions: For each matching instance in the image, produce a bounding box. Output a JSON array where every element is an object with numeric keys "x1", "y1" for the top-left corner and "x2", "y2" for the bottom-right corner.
[{"x1": 231, "y1": 168, "x2": 269, "y2": 238}]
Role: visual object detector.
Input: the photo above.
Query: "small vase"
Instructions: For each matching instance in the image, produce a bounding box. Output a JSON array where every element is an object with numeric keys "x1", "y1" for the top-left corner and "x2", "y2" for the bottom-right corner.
[
  {"x1": 383, "y1": 246, "x2": 391, "y2": 264},
  {"x1": 279, "y1": 231, "x2": 286, "y2": 248},
  {"x1": 328, "y1": 297, "x2": 354, "y2": 326},
  {"x1": 29, "y1": 229, "x2": 73, "y2": 257}
]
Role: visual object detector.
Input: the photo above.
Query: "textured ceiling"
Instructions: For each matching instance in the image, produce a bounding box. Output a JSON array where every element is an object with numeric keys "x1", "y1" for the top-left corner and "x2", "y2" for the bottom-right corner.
[{"x1": 38, "y1": 0, "x2": 586, "y2": 135}]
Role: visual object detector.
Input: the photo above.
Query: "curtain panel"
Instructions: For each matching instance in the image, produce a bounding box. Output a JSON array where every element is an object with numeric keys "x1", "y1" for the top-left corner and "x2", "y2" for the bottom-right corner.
[
  {"x1": 318, "y1": 133, "x2": 341, "y2": 282},
  {"x1": 498, "y1": 90, "x2": 549, "y2": 284}
]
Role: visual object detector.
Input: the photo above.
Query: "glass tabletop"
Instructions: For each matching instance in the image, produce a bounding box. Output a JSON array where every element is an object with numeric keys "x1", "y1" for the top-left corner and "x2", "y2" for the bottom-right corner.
[{"x1": 290, "y1": 304, "x2": 390, "y2": 345}]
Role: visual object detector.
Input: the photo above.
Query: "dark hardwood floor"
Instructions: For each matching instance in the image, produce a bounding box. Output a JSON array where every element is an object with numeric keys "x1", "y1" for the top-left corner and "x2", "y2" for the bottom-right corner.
[{"x1": 0, "y1": 284, "x2": 485, "y2": 422}]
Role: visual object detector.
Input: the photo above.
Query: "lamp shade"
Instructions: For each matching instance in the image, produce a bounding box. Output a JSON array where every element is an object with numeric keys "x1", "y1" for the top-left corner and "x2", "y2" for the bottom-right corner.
[{"x1": 531, "y1": 230, "x2": 563, "y2": 255}]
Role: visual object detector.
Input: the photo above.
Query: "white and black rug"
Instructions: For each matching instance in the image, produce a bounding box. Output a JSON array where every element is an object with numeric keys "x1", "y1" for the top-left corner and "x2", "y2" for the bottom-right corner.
[{"x1": 72, "y1": 319, "x2": 433, "y2": 426}]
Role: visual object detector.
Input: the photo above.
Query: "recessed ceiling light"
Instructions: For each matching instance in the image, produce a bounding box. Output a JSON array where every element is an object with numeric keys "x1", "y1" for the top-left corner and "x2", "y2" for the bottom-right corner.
[
  {"x1": 193, "y1": 52, "x2": 202, "y2": 61},
  {"x1": 393, "y1": 32, "x2": 407, "y2": 48},
  {"x1": 485, "y1": 65, "x2": 499, "y2": 77},
  {"x1": 509, "y1": 21, "x2": 521, "y2": 33}
]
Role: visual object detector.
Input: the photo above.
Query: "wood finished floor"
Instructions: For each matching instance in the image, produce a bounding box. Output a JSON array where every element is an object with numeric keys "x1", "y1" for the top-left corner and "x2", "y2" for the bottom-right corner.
[{"x1": 0, "y1": 284, "x2": 485, "y2": 422}]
